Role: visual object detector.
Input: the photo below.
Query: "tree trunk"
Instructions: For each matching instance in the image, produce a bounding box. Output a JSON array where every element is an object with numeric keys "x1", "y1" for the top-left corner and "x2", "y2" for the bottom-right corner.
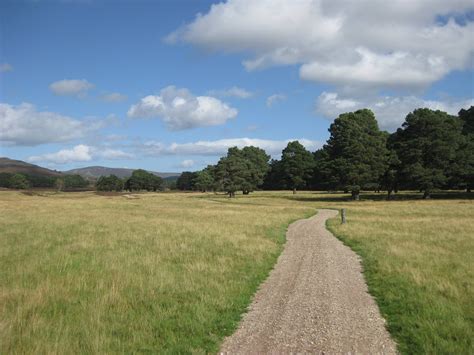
[
  {"x1": 293, "y1": 188, "x2": 296, "y2": 194},
  {"x1": 422, "y1": 190, "x2": 431, "y2": 199},
  {"x1": 351, "y1": 191, "x2": 360, "y2": 201},
  {"x1": 387, "y1": 189, "x2": 393, "y2": 200}
]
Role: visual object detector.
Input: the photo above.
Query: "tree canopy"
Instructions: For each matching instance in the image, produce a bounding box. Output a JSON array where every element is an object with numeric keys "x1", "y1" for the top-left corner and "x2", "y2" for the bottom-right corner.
[
  {"x1": 392, "y1": 108, "x2": 462, "y2": 198},
  {"x1": 280, "y1": 141, "x2": 315, "y2": 193},
  {"x1": 321, "y1": 109, "x2": 388, "y2": 199}
]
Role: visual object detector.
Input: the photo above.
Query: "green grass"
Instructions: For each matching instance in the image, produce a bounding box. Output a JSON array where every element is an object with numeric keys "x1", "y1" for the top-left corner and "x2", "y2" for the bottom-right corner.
[{"x1": 1, "y1": 190, "x2": 473, "y2": 353}]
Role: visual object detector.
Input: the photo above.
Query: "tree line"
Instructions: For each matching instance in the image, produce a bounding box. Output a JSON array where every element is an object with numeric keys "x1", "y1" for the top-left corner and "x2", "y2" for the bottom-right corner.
[
  {"x1": 96, "y1": 169, "x2": 164, "y2": 192},
  {"x1": 180, "y1": 106, "x2": 473, "y2": 199},
  {"x1": 0, "y1": 173, "x2": 89, "y2": 190}
]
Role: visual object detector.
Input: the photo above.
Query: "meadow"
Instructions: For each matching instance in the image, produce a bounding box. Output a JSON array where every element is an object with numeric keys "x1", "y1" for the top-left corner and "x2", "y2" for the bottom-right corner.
[{"x1": 1, "y1": 190, "x2": 473, "y2": 353}]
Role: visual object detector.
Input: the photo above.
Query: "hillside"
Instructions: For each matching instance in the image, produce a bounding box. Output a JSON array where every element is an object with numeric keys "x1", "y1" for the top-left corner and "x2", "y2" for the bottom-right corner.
[
  {"x1": 0, "y1": 157, "x2": 63, "y2": 177},
  {"x1": 64, "y1": 166, "x2": 180, "y2": 179}
]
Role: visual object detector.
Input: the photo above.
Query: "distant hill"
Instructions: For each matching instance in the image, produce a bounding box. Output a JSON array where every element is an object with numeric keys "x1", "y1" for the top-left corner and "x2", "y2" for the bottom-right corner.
[
  {"x1": 64, "y1": 166, "x2": 180, "y2": 179},
  {"x1": 0, "y1": 157, "x2": 63, "y2": 177}
]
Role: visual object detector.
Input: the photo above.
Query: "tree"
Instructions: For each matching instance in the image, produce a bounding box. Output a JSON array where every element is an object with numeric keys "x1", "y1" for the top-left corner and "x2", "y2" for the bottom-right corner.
[
  {"x1": 392, "y1": 108, "x2": 462, "y2": 198},
  {"x1": 310, "y1": 148, "x2": 332, "y2": 191},
  {"x1": 0, "y1": 173, "x2": 13, "y2": 188},
  {"x1": 380, "y1": 134, "x2": 401, "y2": 200},
  {"x1": 176, "y1": 172, "x2": 198, "y2": 191},
  {"x1": 64, "y1": 174, "x2": 88, "y2": 189},
  {"x1": 240, "y1": 146, "x2": 270, "y2": 194},
  {"x1": 280, "y1": 141, "x2": 314, "y2": 194},
  {"x1": 9, "y1": 174, "x2": 30, "y2": 189},
  {"x1": 262, "y1": 159, "x2": 286, "y2": 190},
  {"x1": 125, "y1": 169, "x2": 162, "y2": 191},
  {"x1": 324, "y1": 109, "x2": 388, "y2": 200},
  {"x1": 96, "y1": 175, "x2": 124, "y2": 192},
  {"x1": 193, "y1": 169, "x2": 214, "y2": 192},
  {"x1": 215, "y1": 147, "x2": 249, "y2": 197},
  {"x1": 451, "y1": 107, "x2": 474, "y2": 192}
]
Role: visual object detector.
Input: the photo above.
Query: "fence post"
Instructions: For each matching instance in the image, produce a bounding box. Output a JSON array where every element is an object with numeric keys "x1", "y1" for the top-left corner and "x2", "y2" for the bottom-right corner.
[{"x1": 341, "y1": 208, "x2": 346, "y2": 224}]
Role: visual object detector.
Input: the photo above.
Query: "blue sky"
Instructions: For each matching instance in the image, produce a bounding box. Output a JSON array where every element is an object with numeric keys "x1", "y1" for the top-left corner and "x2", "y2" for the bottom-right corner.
[{"x1": 1, "y1": 0, "x2": 473, "y2": 172}]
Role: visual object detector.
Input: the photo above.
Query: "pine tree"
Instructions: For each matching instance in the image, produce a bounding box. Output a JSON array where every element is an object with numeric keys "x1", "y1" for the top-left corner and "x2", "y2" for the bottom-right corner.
[{"x1": 324, "y1": 109, "x2": 388, "y2": 200}]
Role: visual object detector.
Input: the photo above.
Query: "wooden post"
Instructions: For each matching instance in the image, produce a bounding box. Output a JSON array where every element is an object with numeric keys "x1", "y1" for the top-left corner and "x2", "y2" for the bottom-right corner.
[{"x1": 341, "y1": 208, "x2": 346, "y2": 224}]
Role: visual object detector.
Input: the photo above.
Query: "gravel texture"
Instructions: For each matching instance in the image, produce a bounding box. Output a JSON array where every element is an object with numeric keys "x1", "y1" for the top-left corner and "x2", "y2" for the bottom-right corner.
[{"x1": 220, "y1": 209, "x2": 397, "y2": 354}]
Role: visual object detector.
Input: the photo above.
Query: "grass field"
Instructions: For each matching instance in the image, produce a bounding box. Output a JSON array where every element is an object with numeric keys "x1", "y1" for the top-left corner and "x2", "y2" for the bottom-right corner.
[{"x1": 1, "y1": 190, "x2": 473, "y2": 353}]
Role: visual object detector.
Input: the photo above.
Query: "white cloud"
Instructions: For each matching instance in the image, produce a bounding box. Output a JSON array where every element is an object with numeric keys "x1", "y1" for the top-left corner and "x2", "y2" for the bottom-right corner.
[
  {"x1": 99, "y1": 148, "x2": 133, "y2": 160},
  {"x1": 28, "y1": 145, "x2": 92, "y2": 165},
  {"x1": 316, "y1": 91, "x2": 474, "y2": 131},
  {"x1": 99, "y1": 92, "x2": 128, "y2": 103},
  {"x1": 27, "y1": 145, "x2": 133, "y2": 165},
  {"x1": 180, "y1": 159, "x2": 195, "y2": 168},
  {"x1": 266, "y1": 94, "x2": 286, "y2": 107},
  {"x1": 49, "y1": 79, "x2": 94, "y2": 97},
  {"x1": 208, "y1": 86, "x2": 254, "y2": 98},
  {"x1": 0, "y1": 102, "x2": 103, "y2": 146},
  {"x1": 168, "y1": 0, "x2": 474, "y2": 90},
  {"x1": 140, "y1": 137, "x2": 321, "y2": 156},
  {"x1": 127, "y1": 85, "x2": 238, "y2": 130},
  {"x1": 0, "y1": 63, "x2": 13, "y2": 73}
]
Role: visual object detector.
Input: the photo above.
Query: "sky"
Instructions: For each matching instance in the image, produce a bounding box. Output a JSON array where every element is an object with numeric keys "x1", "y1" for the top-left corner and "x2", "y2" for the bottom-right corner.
[{"x1": 1, "y1": 0, "x2": 473, "y2": 172}]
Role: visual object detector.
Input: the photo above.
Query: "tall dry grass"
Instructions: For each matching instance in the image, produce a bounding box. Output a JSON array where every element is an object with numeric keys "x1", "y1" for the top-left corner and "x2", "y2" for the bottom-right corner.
[{"x1": 1, "y1": 190, "x2": 473, "y2": 353}]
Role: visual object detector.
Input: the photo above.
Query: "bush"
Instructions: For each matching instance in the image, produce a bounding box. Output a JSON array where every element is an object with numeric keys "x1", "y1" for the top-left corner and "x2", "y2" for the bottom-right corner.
[
  {"x1": 9, "y1": 174, "x2": 30, "y2": 189},
  {"x1": 96, "y1": 175, "x2": 124, "y2": 192}
]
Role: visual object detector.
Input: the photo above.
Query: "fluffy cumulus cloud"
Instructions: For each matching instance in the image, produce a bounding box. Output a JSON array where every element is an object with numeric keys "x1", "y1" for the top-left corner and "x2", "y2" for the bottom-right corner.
[
  {"x1": 28, "y1": 145, "x2": 92, "y2": 165},
  {"x1": 168, "y1": 0, "x2": 474, "y2": 90},
  {"x1": 27, "y1": 145, "x2": 133, "y2": 165},
  {"x1": 0, "y1": 63, "x2": 13, "y2": 72},
  {"x1": 49, "y1": 79, "x2": 94, "y2": 97},
  {"x1": 139, "y1": 137, "x2": 321, "y2": 156},
  {"x1": 127, "y1": 86, "x2": 238, "y2": 130},
  {"x1": 316, "y1": 92, "x2": 474, "y2": 131},
  {"x1": 208, "y1": 86, "x2": 254, "y2": 99},
  {"x1": 266, "y1": 94, "x2": 286, "y2": 107},
  {"x1": 180, "y1": 159, "x2": 195, "y2": 168},
  {"x1": 0, "y1": 102, "x2": 103, "y2": 146}
]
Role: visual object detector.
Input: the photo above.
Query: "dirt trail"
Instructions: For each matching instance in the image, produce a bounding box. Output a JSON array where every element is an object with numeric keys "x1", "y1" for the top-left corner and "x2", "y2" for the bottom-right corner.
[{"x1": 220, "y1": 209, "x2": 397, "y2": 354}]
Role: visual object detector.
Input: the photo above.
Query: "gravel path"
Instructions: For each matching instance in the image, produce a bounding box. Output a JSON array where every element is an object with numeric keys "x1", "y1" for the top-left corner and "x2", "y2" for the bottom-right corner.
[{"x1": 220, "y1": 209, "x2": 397, "y2": 354}]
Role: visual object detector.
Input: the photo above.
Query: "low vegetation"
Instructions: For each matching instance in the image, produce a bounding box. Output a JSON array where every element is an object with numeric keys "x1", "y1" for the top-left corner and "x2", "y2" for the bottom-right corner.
[{"x1": 1, "y1": 190, "x2": 472, "y2": 353}]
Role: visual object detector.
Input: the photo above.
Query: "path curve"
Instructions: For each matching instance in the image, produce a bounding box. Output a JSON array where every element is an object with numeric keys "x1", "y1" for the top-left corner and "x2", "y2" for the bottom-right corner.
[{"x1": 220, "y1": 209, "x2": 397, "y2": 354}]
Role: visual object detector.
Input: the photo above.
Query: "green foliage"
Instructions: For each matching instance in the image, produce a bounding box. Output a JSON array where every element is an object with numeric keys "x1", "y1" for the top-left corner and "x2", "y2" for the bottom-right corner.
[
  {"x1": 262, "y1": 159, "x2": 286, "y2": 190},
  {"x1": 0, "y1": 173, "x2": 13, "y2": 188},
  {"x1": 453, "y1": 107, "x2": 474, "y2": 192},
  {"x1": 214, "y1": 146, "x2": 270, "y2": 196},
  {"x1": 280, "y1": 141, "x2": 314, "y2": 192},
  {"x1": 216, "y1": 147, "x2": 250, "y2": 197},
  {"x1": 392, "y1": 108, "x2": 462, "y2": 198},
  {"x1": 8, "y1": 174, "x2": 30, "y2": 189},
  {"x1": 64, "y1": 174, "x2": 89, "y2": 189},
  {"x1": 96, "y1": 175, "x2": 124, "y2": 192},
  {"x1": 125, "y1": 169, "x2": 162, "y2": 192},
  {"x1": 322, "y1": 109, "x2": 388, "y2": 199},
  {"x1": 26, "y1": 175, "x2": 57, "y2": 188},
  {"x1": 193, "y1": 169, "x2": 214, "y2": 192},
  {"x1": 176, "y1": 171, "x2": 198, "y2": 191},
  {"x1": 240, "y1": 146, "x2": 270, "y2": 194}
]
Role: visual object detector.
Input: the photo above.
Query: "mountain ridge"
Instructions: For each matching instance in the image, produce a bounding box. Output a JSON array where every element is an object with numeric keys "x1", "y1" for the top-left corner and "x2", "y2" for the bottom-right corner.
[{"x1": 64, "y1": 166, "x2": 180, "y2": 179}]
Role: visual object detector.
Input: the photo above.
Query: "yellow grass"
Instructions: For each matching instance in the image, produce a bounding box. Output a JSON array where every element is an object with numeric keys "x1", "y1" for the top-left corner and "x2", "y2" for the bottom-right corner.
[{"x1": 1, "y1": 190, "x2": 473, "y2": 353}]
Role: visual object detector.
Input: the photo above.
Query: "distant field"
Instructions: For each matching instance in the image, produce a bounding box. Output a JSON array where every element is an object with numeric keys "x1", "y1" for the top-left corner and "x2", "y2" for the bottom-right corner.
[{"x1": 1, "y1": 191, "x2": 473, "y2": 353}]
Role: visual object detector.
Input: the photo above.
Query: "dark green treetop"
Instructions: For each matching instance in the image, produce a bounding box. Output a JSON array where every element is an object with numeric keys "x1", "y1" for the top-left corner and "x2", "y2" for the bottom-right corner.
[
  {"x1": 280, "y1": 141, "x2": 314, "y2": 193},
  {"x1": 392, "y1": 108, "x2": 462, "y2": 198},
  {"x1": 324, "y1": 109, "x2": 388, "y2": 199}
]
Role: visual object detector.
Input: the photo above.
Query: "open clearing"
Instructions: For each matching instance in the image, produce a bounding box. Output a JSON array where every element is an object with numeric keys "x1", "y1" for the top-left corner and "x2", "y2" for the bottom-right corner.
[{"x1": 1, "y1": 191, "x2": 473, "y2": 353}]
